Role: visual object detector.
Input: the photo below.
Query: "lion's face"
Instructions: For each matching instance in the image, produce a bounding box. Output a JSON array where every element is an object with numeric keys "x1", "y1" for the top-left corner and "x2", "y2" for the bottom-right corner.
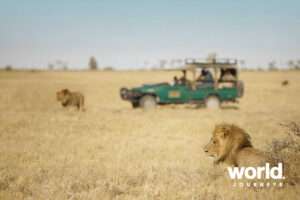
[
  {"x1": 203, "y1": 125, "x2": 229, "y2": 158},
  {"x1": 203, "y1": 136, "x2": 220, "y2": 158},
  {"x1": 203, "y1": 124, "x2": 255, "y2": 166},
  {"x1": 56, "y1": 89, "x2": 70, "y2": 103}
]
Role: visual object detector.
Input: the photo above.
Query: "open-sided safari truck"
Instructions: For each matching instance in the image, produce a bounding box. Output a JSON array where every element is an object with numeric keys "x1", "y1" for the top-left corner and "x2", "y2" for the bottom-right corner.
[{"x1": 120, "y1": 58, "x2": 244, "y2": 109}]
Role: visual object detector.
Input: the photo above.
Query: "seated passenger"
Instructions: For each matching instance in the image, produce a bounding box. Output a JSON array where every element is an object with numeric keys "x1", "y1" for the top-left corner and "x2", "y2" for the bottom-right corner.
[
  {"x1": 221, "y1": 70, "x2": 236, "y2": 82},
  {"x1": 170, "y1": 76, "x2": 178, "y2": 86},
  {"x1": 179, "y1": 76, "x2": 192, "y2": 86},
  {"x1": 197, "y1": 68, "x2": 214, "y2": 83},
  {"x1": 196, "y1": 68, "x2": 214, "y2": 89},
  {"x1": 178, "y1": 70, "x2": 191, "y2": 85},
  {"x1": 174, "y1": 76, "x2": 179, "y2": 85},
  {"x1": 218, "y1": 70, "x2": 236, "y2": 89}
]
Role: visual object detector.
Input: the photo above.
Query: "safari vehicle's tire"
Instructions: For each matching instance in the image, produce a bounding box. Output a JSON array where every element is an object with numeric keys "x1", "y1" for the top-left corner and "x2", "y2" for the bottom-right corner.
[
  {"x1": 139, "y1": 95, "x2": 156, "y2": 109},
  {"x1": 237, "y1": 80, "x2": 244, "y2": 97},
  {"x1": 205, "y1": 95, "x2": 220, "y2": 109},
  {"x1": 132, "y1": 102, "x2": 139, "y2": 108}
]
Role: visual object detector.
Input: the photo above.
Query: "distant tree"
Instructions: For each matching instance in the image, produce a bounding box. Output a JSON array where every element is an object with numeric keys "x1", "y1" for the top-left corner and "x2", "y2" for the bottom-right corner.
[
  {"x1": 103, "y1": 66, "x2": 114, "y2": 71},
  {"x1": 48, "y1": 63, "x2": 54, "y2": 70},
  {"x1": 89, "y1": 56, "x2": 98, "y2": 70},
  {"x1": 5, "y1": 65, "x2": 12, "y2": 71},
  {"x1": 144, "y1": 60, "x2": 148, "y2": 69},
  {"x1": 177, "y1": 59, "x2": 182, "y2": 66},
  {"x1": 287, "y1": 60, "x2": 294, "y2": 69},
  {"x1": 159, "y1": 59, "x2": 167, "y2": 70},
  {"x1": 287, "y1": 59, "x2": 300, "y2": 70},
  {"x1": 257, "y1": 67, "x2": 263, "y2": 71},
  {"x1": 151, "y1": 65, "x2": 158, "y2": 71},
  {"x1": 268, "y1": 61, "x2": 277, "y2": 71},
  {"x1": 296, "y1": 60, "x2": 300, "y2": 70},
  {"x1": 134, "y1": 60, "x2": 139, "y2": 68},
  {"x1": 55, "y1": 60, "x2": 68, "y2": 70},
  {"x1": 169, "y1": 59, "x2": 176, "y2": 68},
  {"x1": 62, "y1": 61, "x2": 68, "y2": 70},
  {"x1": 56, "y1": 60, "x2": 62, "y2": 68},
  {"x1": 239, "y1": 60, "x2": 245, "y2": 69}
]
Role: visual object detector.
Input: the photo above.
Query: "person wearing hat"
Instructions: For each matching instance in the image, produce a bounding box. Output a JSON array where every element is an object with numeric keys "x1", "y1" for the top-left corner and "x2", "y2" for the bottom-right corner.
[
  {"x1": 197, "y1": 68, "x2": 214, "y2": 83},
  {"x1": 196, "y1": 68, "x2": 214, "y2": 89}
]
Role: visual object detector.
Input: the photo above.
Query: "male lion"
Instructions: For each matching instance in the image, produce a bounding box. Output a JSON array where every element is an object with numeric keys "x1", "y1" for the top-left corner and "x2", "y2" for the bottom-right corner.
[
  {"x1": 56, "y1": 89, "x2": 84, "y2": 111},
  {"x1": 203, "y1": 124, "x2": 267, "y2": 167}
]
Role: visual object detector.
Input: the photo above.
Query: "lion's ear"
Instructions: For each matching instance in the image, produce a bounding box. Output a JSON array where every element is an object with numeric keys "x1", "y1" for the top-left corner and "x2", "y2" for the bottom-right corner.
[
  {"x1": 63, "y1": 89, "x2": 69, "y2": 95},
  {"x1": 222, "y1": 128, "x2": 230, "y2": 138}
]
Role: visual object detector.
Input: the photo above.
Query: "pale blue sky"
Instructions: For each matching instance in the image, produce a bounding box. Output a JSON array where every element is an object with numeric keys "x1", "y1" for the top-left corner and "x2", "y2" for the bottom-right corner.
[{"x1": 0, "y1": 0, "x2": 300, "y2": 69}]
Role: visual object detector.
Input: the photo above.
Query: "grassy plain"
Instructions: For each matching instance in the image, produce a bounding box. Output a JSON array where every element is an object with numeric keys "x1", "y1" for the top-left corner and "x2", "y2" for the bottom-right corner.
[{"x1": 0, "y1": 70, "x2": 299, "y2": 199}]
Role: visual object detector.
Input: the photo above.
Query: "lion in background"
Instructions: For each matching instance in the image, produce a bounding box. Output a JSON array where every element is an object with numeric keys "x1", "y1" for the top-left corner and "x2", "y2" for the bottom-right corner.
[
  {"x1": 56, "y1": 89, "x2": 84, "y2": 111},
  {"x1": 203, "y1": 124, "x2": 267, "y2": 167}
]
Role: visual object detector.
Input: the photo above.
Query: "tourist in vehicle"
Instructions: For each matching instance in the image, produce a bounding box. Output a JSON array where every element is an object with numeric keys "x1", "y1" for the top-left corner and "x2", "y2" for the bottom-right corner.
[
  {"x1": 174, "y1": 76, "x2": 178, "y2": 85},
  {"x1": 196, "y1": 68, "x2": 214, "y2": 89},
  {"x1": 197, "y1": 68, "x2": 214, "y2": 83},
  {"x1": 170, "y1": 76, "x2": 178, "y2": 86},
  {"x1": 178, "y1": 70, "x2": 189, "y2": 85},
  {"x1": 221, "y1": 70, "x2": 236, "y2": 82}
]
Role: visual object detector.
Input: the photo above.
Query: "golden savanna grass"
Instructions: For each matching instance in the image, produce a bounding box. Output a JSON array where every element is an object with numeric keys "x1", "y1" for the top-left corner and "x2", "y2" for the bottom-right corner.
[{"x1": 0, "y1": 70, "x2": 299, "y2": 199}]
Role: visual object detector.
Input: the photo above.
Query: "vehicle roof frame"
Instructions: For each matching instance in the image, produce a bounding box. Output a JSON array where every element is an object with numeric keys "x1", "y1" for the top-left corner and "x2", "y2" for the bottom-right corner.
[{"x1": 181, "y1": 58, "x2": 239, "y2": 90}]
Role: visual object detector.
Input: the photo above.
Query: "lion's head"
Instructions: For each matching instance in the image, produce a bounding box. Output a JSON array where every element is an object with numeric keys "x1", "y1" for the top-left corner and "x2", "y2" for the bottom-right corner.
[
  {"x1": 56, "y1": 89, "x2": 70, "y2": 104},
  {"x1": 204, "y1": 124, "x2": 253, "y2": 166}
]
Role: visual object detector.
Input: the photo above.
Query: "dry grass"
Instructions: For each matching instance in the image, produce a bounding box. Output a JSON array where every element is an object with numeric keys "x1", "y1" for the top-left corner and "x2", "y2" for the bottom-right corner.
[
  {"x1": 266, "y1": 122, "x2": 300, "y2": 186},
  {"x1": 0, "y1": 70, "x2": 299, "y2": 199}
]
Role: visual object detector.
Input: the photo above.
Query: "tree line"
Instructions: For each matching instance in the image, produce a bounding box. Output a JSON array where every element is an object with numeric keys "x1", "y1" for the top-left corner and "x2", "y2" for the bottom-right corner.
[{"x1": 3, "y1": 57, "x2": 300, "y2": 71}]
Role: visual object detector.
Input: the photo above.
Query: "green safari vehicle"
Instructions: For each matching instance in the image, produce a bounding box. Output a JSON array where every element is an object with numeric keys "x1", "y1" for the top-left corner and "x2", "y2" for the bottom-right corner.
[{"x1": 120, "y1": 58, "x2": 244, "y2": 109}]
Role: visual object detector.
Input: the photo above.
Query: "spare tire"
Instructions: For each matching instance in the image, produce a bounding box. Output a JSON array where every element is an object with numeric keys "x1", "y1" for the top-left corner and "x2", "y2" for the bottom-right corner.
[{"x1": 237, "y1": 80, "x2": 244, "y2": 97}]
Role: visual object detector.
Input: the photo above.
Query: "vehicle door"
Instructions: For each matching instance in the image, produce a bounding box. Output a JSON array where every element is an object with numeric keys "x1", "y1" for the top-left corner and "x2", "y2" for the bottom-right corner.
[{"x1": 164, "y1": 85, "x2": 192, "y2": 102}]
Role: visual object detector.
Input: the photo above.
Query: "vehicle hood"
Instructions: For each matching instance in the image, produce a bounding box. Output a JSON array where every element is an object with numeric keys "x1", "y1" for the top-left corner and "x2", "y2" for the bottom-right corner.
[{"x1": 131, "y1": 83, "x2": 168, "y2": 91}]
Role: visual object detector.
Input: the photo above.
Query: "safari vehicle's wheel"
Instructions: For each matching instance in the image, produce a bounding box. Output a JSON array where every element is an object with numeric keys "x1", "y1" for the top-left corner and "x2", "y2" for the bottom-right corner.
[
  {"x1": 139, "y1": 95, "x2": 156, "y2": 109},
  {"x1": 237, "y1": 80, "x2": 244, "y2": 98},
  {"x1": 205, "y1": 95, "x2": 220, "y2": 109}
]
